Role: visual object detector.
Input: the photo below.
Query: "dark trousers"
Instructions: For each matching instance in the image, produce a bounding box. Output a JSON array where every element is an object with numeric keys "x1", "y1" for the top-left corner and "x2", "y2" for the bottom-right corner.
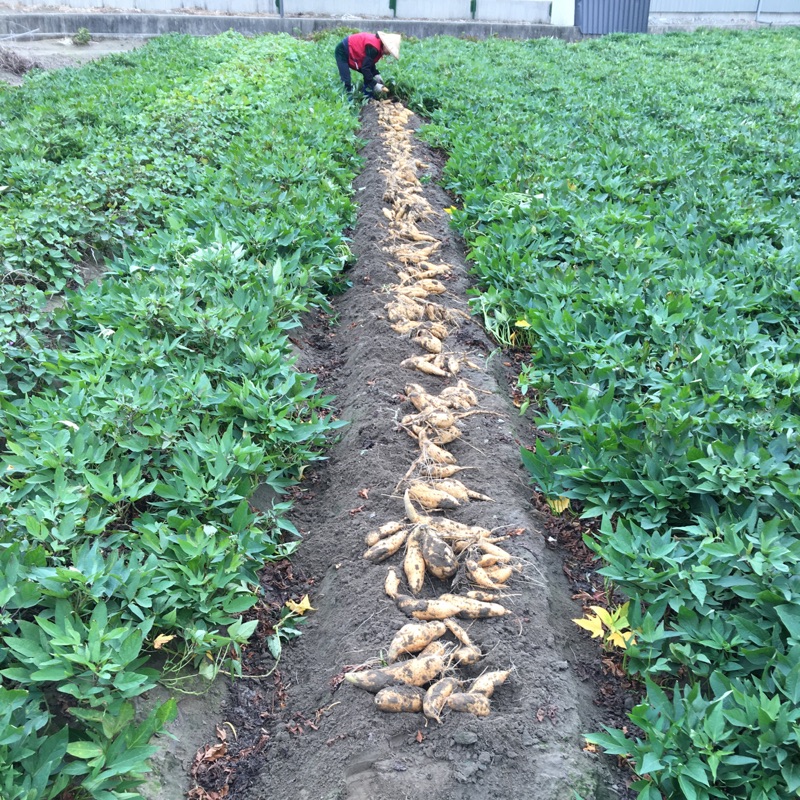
[{"x1": 334, "y1": 39, "x2": 352, "y2": 93}]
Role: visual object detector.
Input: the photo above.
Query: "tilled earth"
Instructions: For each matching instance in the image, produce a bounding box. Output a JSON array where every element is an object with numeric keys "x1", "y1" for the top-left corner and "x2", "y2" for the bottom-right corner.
[{"x1": 186, "y1": 103, "x2": 635, "y2": 800}]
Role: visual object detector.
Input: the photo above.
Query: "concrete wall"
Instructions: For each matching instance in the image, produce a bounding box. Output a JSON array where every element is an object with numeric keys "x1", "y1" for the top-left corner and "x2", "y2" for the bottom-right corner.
[{"x1": 0, "y1": 11, "x2": 583, "y2": 39}]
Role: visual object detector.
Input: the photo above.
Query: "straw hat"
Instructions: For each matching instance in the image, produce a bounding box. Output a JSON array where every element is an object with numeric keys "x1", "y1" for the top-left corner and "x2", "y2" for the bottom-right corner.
[{"x1": 377, "y1": 31, "x2": 401, "y2": 59}]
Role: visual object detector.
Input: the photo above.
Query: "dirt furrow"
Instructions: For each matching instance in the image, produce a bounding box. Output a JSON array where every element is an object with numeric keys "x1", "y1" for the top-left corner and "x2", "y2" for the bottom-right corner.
[{"x1": 194, "y1": 103, "x2": 622, "y2": 800}]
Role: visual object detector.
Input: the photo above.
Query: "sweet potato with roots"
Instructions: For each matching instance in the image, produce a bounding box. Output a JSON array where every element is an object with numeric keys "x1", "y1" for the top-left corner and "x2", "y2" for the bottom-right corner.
[
  {"x1": 423, "y1": 677, "x2": 460, "y2": 723},
  {"x1": 386, "y1": 654, "x2": 446, "y2": 687},
  {"x1": 363, "y1": 529, "x2": 409, "y2": 563},
  {"x1": 418, "y1": 433, "x2": 457, "y2": 465},
  {"x1": 402, "y1": 409, "x2": 458, "y2": 430},
  {"x1": 365, "y1": 520, "x2": 406, "y2": 548},
  {"x1": 433, "y1": 478, "x2": 492, "y2": 503},
  {"x1": 407, "y1": 482, "x2": 460, "y2": 511},
  {"x1": 451, "y1": 644, "x2": 482, "y2": 666},
  {"x1": 420, "y1": 464, "x2": 475, "y2": 479},
  {"x1": 443, "y1": 618, "x2": 473, "y2": 647},
  {"x1": 419, "y1": 640, "x2": 449, "y2": 658},
  {"x1": 475, "y1": 540, "x2": 513, "y2": 562},
  {"x1": 375, "y1": 686, "x2": 425, "y2": 713},
  {"x1": 401, "y1": 355, "x2": 448, "y2": 377},
  {"x1": 437, "y1": 593, "x2": 510, "y2": 619},
  {"x1": 395, "y1": 593, "x2": 462, "y2": 621},
  {"x1": 469, "y1": 670, "x2": 511, "y2": 698},
  {"x1": 420, "y1": 527, "x2": 458, "y2": 580},
  {"x1": 346, "y1": 654, "x2": 446, "y2": 693},
  {"x1": 386, "y1": 297, "x2": 425, "y2": 322},
  {"x1": 413, "y1": 330, "x2": 442, "y2": 354},
  {"x1": 387, "y1": 621, "x2": 447, "y2": 662},
  {"x1": 391, "y1": 319, "x2": 423, "y2": 335}
]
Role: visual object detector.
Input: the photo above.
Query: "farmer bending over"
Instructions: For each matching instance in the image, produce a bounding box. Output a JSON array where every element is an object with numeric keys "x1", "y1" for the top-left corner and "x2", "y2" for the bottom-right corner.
[{"x1": 335, "y1": 31, "x2": 401, "y2": 99}]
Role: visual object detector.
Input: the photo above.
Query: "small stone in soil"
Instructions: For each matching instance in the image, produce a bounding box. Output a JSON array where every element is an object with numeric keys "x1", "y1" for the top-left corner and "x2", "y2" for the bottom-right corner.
[{"x1": 453, "y1": 731, "x2": 478, "y2": 746}]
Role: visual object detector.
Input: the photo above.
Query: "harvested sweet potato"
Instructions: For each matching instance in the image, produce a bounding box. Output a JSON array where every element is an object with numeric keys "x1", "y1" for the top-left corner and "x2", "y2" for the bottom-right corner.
[
  {"x1": 465, "y1": 558, "x2": 509, "y2": 589},
  {"x1": 401, "y1": 355, "x2": 448, "y2": 377},
  {"x1": 451, "y1": 644, "x2": 482, "y2": 666},
  {"x1": 428, "y1": 518, "x2": 492, "y2": 540},
  {"x1": 403, "y1": 409, "x2": 458, "y2": 430},
  {"x1": 482, "y1": 564, "x2": 514, "y2": 584},
  {"x1": 433, "y1": 479, "x2": 492, "y2": 503},
  {"x1": 394, "y1": 284, "x2": 431, "y2": 299},
  {"x1": 465, "y1": 590, "x2": 499, "y2": 602},
  {"x1": 428, "y1": 321, "x2": 450, "y2": 340},
  {"x1": 375, "y1": 685, "x2": 425, "y2": 713},
  {"x1": 418, "y1": 433, "x2": 457, "y2": 465},
  {"x1": 469, "y1": 670, "x2": 511, "y2": 698},
  {"x1": 346, "y1": 654, "x2": 446, "y2": 694},
  {"x1": 447, "y1": 692, "x2": 490, "y2": 717},
  {"x1": 404, "y1": 527, "x2": 426, "y2": 594},
  {"x1": 423, "y1": 677, "x2": 460, "y2": 723},
  {"x1": 395, "y1": 593, "x2": 462, "y2": 621},
  {"x1": 413, "y1": 330, "x2": 442, "y2": 354},
  {"x1": 385, "y1": 654, "x2": 446, "y2": 686},
  {"x1": 403, "y1": 490, "x2": 432, "y2": 525},
  {"x1": 386, "y1": 297, "x2": 425, "y2": 322},
  {"x1": 443, "y1": 617, "x2": 473, "y2": 647},
  {"x1": 476, "y1": 540, "x2": 513, "y2": 562},
  {"x1": 419, "y1": 640, "x2": 449, "y2": 658},
  {"x1": 421, "y1": 464, "x2": 474, "y2": 479},
  {"x1": 437, "y1": 593, "x2": 510, "y2": 619},
  {"x1": 387, "y1": 621, "x2": 447, "y2": 662},
  {"x1": 344, "y1": 669, "x2": 396, "y2": 693},
  {"x1": 427, "y1": 425, "x2": 462, "y2": 445},
  {"x1": 420, "y1": 527, "x2": 458, "y2": 580},
  {"x1": 365, "y1": 520, "x2": 406, "y2": 548},
  {"x1": 385, "y1": 567, "x2": 401, "y2": 600},
  {"x1": 391, "y1": 319, "x2": 423, "y2": 335},
  {"x1": 363, "y1": 529, "x2": 409, "y2": 563},
  {"x1": 439, "y1": 381, "x2": 478, "y2": 408},
  {"x1": 407, "y1": 482, "x2": 460, "y2": 511},
  {"x1": 405, "y1": 383, "x2": 448, "y2": 413}
]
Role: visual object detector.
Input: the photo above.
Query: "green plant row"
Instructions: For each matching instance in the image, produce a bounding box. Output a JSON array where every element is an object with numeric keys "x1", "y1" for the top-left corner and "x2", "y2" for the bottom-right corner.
[
  {"x1": 0, "y1": 32, "x2": 360, "y2": 799},
  {"x1": 391, "y1": 29, "x2": 800, "y2": 800}
]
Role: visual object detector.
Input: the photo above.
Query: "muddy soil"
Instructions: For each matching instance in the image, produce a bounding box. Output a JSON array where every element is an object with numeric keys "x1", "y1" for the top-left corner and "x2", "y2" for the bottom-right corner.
[{"x1": 185, "y1": 102, "x2": 632, "y2": 800}]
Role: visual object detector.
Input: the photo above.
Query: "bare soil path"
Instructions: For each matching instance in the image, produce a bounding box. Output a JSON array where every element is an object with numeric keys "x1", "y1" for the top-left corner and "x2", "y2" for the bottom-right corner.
[
  {"x1": 0, "y1": 36, "x2": 142, "y2": 83},
  {"x1": 188, "y1": 102, "x2": 630, "y2": 800}
]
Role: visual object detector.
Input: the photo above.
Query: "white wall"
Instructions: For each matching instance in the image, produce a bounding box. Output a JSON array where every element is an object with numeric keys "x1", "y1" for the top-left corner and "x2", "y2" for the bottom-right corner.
[{"x1": 475, "y1": 1, "x2": 551, "y2": 22}]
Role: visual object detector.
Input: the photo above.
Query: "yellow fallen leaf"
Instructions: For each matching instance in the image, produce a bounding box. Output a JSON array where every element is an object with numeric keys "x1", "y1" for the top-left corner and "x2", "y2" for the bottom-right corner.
[
  {"x1": 514, "y1": 319, "x2": 531, "y2": 329},
  {"x1": 546, "y1": 496, "x2": 570, "y2": 514},
  {"x1": 444, "y1": 206, "x2": 457, "y2": 214},
  {"x1": 607, "y1": 631, "x2": 633, "y2": 650},
  {"x1": 285, "y1": 595, "x2": 315, "y2": 616},
  {"x1": 153, "y1": 634, "x2": 175, "y2": 650},
  {"x1": 573, "y1": 615, "x2": 604, "y2": 639}
]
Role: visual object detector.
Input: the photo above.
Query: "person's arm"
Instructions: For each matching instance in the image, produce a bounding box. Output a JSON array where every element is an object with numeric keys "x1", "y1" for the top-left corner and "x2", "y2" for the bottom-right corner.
[{"x1": 360, "y1": 44, "x2": 382, "y2": 86}]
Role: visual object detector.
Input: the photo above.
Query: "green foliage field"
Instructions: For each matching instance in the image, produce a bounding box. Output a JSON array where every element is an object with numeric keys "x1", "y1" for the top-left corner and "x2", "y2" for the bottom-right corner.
[
  {"x1": 391, "y1": 28, "x2": 800, "y2": 800},
  {"x1": 0, "y1": 32, "x2": 359, "y2": 799}
]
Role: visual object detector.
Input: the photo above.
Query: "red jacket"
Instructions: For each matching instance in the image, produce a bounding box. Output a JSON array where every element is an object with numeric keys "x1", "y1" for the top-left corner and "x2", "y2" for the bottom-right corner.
[{"x1": 347, "y1": 33, "x2": 383, "y2": 71}]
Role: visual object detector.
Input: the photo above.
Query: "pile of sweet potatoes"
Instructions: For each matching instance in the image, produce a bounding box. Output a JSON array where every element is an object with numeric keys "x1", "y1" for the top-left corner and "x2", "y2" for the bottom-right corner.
[{"x1": 343, "y1": 103, "x2": 526, "y2": 722}]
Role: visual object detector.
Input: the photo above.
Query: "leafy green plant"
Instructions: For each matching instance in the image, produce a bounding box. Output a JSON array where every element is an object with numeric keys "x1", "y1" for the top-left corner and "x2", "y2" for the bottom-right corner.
[
  {"x1": 73, "y1": 28, "x2": 92, "y2": 46},
  {"x1": 396, "y1": 28, "x2": 800, "y2": 799},
  {"x1": 0, "y1": 31, "x2": 360, "y2": 799}
]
